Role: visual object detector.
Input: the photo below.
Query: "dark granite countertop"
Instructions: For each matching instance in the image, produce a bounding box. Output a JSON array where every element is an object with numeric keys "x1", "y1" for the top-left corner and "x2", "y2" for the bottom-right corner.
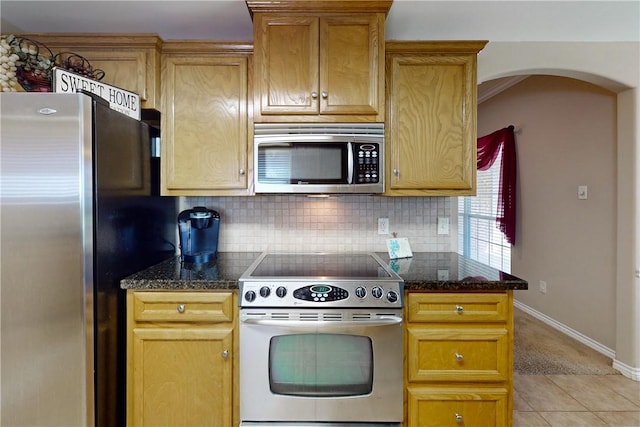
[
  {"x1": 121, "y1": 252, "x2": 527, "y2": 291},
  {"x1": 376, "y1": 252, "x2": 528, "y2": 291}
]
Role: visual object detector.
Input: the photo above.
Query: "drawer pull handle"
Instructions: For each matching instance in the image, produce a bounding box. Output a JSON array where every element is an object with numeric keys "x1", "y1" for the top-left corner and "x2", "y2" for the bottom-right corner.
[
  {"x1": 455, "y1": 353, "x2": 464, "y2": 362},
  {"x1": 455, "y1": 413, "x2": 463, "y2": 424},
  {"x1": 177, "y1": 304, "x2": 185, "y2": 313},
  {"x1": 222, "y1": 349, "x2": 229, "y2": 359},
  {"x1": 455, "y1": 305, "x2": 464, "y2": 314}
]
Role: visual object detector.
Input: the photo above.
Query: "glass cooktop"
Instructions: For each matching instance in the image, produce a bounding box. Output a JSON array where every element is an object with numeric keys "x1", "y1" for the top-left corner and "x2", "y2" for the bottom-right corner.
[{"x1": 245, "y1": 252, "x2": 393, "y2": 279}]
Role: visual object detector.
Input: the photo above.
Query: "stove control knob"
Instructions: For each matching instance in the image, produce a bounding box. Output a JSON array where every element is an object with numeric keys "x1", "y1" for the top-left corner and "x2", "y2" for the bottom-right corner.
[
  {"x1": 244, "y1": 290, "x2": 256, "y2": 303},
  {"x1": 355, "y1": 286, "x2": 367, "y2": 299},
  {"x1": 372, "y1": 286, "x2": 383, "y2": 299},
  {"x1": 387, "y1": 290, "x2": 399, "y2": 303},
  {"x1": 259, "y1": 286, "x2": 271, "y2": 298},
  {"x1": 276, "y1": 286, "x2": 287, "y2": 298}
]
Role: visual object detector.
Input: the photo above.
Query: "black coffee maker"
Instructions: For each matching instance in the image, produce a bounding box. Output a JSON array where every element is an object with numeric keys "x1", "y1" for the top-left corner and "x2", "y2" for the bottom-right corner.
[{"x1": 178, "y1": 207, "x2": 220, "y2": 264}]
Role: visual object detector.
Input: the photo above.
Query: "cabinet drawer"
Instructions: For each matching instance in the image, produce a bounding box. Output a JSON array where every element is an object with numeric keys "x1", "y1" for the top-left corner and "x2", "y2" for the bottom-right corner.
[
  {"x1": 407, "y1": 386, "x2": 508, "y2": 427},
  {"x1": 131, "y1": 291, "x2": 234, "y2": 323},
  {"x1": 407, "y1": 293, "x2": 508, "y2": 323},
  {"x1": 407, "y1": 326, "x2": 509, "y2": 382}
]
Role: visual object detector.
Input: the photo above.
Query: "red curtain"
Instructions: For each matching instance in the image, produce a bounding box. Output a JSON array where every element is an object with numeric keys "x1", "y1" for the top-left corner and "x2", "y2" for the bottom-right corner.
[{"x1": 477, "y1": 126, "x2": 517, "y2": 244}]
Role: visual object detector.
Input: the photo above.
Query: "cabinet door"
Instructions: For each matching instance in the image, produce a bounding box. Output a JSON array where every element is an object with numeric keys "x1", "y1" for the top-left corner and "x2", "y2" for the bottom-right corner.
[
  {"x1": 161, "y1": 55, "x2": 250, "y2": 195},
  {"x1": 254, "y1": 15, "x2": 319, "y2": 116},
  {"x1": 386, "y1": 53, "x2": 477, "y2": 195},
  {"x1": 320, "y1": 14, "x2": 383, "y2": 116},
  {"x1": 19, "y1": 34, "x2": 161, "y2": 109},
  {"x1": 129, "y1": 327, "x2": 233, "y2": 427},
  {"x1": 69, "y1": 49, "x2": 156, "y2": 107}
]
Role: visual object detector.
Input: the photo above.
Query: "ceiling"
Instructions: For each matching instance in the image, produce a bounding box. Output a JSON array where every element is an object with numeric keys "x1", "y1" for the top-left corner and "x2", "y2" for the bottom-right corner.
[
  {"x1": 1, "y1": 1, "x2": 638, "y2": 42},
  {"x1": 2, "y1": 1, "x2": 637, "y2": 102}
]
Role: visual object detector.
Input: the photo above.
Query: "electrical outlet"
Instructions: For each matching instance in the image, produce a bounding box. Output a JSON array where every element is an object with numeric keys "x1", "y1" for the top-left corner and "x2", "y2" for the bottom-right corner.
[
  {"x1": 378, "y1": 218, "x2": 389, "y2": 235},
  {"x1": 437, "y1": 217, "x2": 450, "y2": 235},
  {"x1": 539, "y1": 280, "x2": 547, "y2": 294}
]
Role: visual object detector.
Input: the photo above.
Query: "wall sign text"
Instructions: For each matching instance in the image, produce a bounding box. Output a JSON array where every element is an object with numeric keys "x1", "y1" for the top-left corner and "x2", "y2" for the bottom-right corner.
[{"x1": 52, "y1": 67, "x2": 141, "y2": 120}]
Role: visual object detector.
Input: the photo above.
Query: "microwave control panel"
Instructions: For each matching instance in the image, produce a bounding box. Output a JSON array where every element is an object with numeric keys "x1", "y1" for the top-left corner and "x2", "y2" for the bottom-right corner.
[{"x1": 355, "y1": 143, "x2": 379, "y2": 184}]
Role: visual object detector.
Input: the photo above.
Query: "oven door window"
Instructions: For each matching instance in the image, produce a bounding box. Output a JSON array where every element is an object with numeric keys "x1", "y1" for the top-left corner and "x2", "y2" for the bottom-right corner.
[
  {"x1": 257, "y1": 143, "x2": 348, "y2": 184},
  {"x1": 269, "y1": 333, "x2": 373, "y2": 397}
]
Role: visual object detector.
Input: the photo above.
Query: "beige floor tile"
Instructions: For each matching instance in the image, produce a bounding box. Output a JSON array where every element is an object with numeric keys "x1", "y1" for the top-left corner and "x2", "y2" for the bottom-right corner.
[
  {"x1": 594, "y1": 411, "x2": 640, "y2": 426},
  {"x1": 594, "y1": 375, "x2": 640, "y2": 406},
  {"x1": 514, "y1": 375, "x2": 587, "y2": 411},
  {"x1": 547, "y1": 375, "x2": 640, "y2": 411},
  {"x1": 514, "y1": 411, "x2": 551, "y2": 426},
  {"x1": 515, "y1": 389, "x2": 535, "y2": 411},
  {"x1": 539, "y1": 411, "x2": 609, "y2": 426}
]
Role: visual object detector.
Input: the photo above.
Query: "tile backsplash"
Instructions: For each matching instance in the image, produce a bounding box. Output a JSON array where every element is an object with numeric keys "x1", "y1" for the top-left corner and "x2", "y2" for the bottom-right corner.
[{"x1": 182, "y1": 195, "x2": 454, "y2": 253}]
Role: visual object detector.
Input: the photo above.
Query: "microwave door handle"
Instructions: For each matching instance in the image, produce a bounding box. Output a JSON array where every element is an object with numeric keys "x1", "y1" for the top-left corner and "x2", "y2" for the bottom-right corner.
[
  {"x1": 240, "y1": 315, "x2": 403, "y2": 327},
  {"x1": 347, "y1": 142, "x2": 354, "y2": 184},
  {"x1": 256, "y1": 142, "x2": 293, "y2": 147}
]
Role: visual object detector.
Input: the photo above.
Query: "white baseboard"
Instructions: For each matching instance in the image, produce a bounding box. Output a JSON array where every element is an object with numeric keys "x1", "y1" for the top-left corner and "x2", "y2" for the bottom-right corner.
[
  {"x1": 513, "y1": 300, "x2": 615, "y2": 359},
  {"x1": 612, "y1": 359, "x2": 640, "y2": 380}
]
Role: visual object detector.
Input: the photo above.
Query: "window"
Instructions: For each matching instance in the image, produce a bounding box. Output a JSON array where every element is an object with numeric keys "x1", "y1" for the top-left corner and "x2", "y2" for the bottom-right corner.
[{"x1": 458, "y1": 148, "x2": 512, "y2": 273}]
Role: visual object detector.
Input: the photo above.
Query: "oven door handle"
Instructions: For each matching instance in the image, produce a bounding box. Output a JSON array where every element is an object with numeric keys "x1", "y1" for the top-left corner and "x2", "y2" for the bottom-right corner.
[{"x1": 240, "y1": 315, "x2": 403, "y2": 327}]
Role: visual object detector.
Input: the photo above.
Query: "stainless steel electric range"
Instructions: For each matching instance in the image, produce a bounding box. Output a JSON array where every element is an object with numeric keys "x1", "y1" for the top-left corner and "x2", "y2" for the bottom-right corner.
[{"x1": 238, "y1": 252, "x2": 404, "y2": 427}]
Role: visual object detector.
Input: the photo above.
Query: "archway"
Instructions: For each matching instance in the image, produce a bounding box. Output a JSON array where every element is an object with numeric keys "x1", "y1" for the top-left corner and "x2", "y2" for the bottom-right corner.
[{"x1": 477, "y1": 41, "x2": 640, "y2": 380}]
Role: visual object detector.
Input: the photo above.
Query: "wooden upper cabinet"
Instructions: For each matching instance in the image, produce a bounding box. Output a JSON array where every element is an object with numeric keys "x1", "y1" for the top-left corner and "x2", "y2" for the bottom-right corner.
[
  {"x1": 320, "y1": 14, "x2": 383, "y2": 116},
  {"x1": 160, "y1": 42, "x2": 252, "y2": 196},
  {"x1": 19, "y1": 33, "x2": 161, "y2": 110},
  {"x1": 254, "y1": 15, "x2": 319, "y2": 116},
  {"x1": 385, "y1": 41, "x2": 487, "y2": 196},
  {"x1": 248, "y1": 0, "x2": 391, "y2": 122}
]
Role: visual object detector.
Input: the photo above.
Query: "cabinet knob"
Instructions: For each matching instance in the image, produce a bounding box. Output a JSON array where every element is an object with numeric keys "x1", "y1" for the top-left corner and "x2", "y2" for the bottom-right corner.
[
  {"x1": 455, "y1": 413, "x2": 463, "y2": 424},
  {"x1": 222, "y1": 349, "x2": 229, "y2": 359},
  {"x1": 239, "y1": 168, "x2": 245, "y2": 176},
  {"x1": 455, "y1": 305, "x2": 464, "y2": 314},
  {"x1": 177, "y1": 304, "x2": 185, "y2": 313},
  {"x1": 311, "y1": 91, "x2": 318, "y2": 99},
  {"x1": 393, "y1": 169, "x2": 399, "y2": 176},
  {"x1": 455, "y1": 353, "x2": 464, "y2": 362},
  {"x1": 321, "y1": 91, "x2": 328, "y2": 99}
]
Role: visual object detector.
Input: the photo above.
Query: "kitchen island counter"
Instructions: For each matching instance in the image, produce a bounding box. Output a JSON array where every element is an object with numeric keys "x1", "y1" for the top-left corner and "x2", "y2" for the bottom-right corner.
[{"x1": 121, "y1": 252, "x2": 527, "y2": 291}]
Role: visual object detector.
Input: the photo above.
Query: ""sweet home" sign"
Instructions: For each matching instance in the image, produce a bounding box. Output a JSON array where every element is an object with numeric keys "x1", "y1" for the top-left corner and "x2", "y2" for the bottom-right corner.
[{"x1": 52, "y1": 67, "x2": 141, "y2": 120}]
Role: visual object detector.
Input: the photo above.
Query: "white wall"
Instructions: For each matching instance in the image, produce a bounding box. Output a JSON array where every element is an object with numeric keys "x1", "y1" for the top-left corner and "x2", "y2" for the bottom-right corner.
[{"x1": 477, "y1": 75, "x2": 617, "y2": 348}]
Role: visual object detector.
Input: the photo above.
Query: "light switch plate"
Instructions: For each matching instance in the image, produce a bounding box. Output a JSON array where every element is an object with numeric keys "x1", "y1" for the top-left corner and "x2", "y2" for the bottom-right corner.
[{"x1": 578, "y1": 185, "x2": 588, "y2": 200}]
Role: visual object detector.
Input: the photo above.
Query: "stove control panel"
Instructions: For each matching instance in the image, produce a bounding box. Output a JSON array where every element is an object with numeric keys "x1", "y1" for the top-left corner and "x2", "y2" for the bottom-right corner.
[
  {"x1": 293, "y1": 284, "x2": 348, "y2": 302},
  {"x1": 239, "y1": 281, "x2": 404, "y2": 308}
]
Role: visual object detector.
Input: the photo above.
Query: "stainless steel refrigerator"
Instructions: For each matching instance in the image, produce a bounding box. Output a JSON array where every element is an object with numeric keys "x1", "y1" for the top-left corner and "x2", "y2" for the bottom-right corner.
[{"x1": 1, "y1": 92, "x2": 177, "y2": 426}]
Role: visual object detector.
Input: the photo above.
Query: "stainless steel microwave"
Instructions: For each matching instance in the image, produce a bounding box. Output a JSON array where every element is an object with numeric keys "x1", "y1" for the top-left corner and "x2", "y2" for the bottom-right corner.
[{"x1": 254, "y1": 123, "x2": 384, "y2": 194}]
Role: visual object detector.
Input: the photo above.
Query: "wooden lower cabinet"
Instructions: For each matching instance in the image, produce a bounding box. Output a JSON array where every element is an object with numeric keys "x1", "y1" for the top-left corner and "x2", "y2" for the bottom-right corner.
[
  {"x1": 405, "y1": 292, "x2": 513, "y2": 427},
  {"x1": 127, "y1": 291, "x2": 238, "y2": 427},
  {"x1": 407, "y1": 386, "x2": 509, "y2": 427}
]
